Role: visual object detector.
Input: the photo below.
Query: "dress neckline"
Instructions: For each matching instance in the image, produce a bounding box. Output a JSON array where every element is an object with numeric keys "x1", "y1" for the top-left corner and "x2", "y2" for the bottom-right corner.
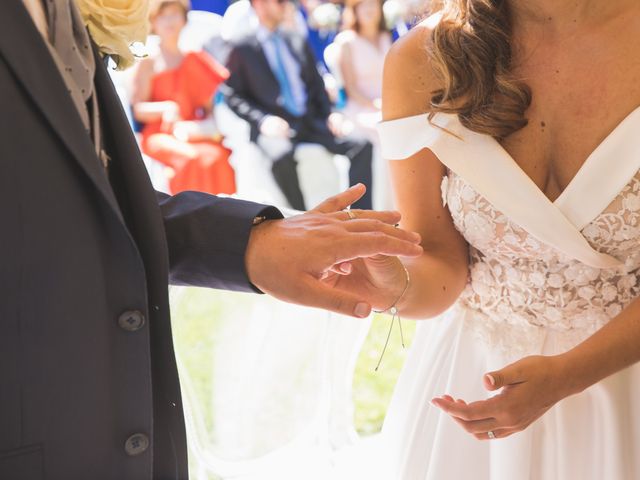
[
  {"x1": 377, "y1": 108, "x2": 640, "y2": 268},
  {"x1": 486, "y1": 104, "x2": 640, "y2": 206}
]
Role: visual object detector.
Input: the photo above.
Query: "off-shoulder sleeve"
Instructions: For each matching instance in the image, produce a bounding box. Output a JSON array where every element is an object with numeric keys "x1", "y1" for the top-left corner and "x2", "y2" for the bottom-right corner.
[{"x1": 376, "y1": 112, "x2": 461, "y2": 160}]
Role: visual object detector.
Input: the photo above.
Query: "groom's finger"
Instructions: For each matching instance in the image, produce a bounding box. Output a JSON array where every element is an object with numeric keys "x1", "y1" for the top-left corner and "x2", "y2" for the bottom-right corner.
[
  {"x1": 326, "y1": 209, "x2": 402, "y2": 225},
  {"x1": 333, "y1": 233, "x2": 423, "y2": 262},
  {"x1": 300, "y1": 278, "x2": 372, "y2": 318},
  {"x1": 343, "y1": 219, "x2": 421, "y2": 244},
  {"x1": 311, "y1": 184, "x2": 366, "y2": 213}
]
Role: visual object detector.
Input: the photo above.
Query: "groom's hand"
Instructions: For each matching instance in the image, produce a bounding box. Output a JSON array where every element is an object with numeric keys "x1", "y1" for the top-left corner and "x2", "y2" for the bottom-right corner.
[{"x1": 245, "y1": 184, "x2": 422, "y2": 317}]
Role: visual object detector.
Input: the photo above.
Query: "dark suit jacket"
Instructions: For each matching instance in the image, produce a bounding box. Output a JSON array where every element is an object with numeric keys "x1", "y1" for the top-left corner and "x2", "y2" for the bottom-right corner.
[
  {"x1": 221, "y1": 30, "x2": 333, "y2": 141},
  {"x1": 0, "y1": 2, "x2": 280, "y2": 478}
]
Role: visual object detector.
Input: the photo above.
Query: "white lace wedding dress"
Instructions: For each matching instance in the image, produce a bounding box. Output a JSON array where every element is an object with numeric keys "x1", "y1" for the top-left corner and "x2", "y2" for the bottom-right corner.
[{"x1": 374, "y1": 107, "x2": 640, "y2": 479}]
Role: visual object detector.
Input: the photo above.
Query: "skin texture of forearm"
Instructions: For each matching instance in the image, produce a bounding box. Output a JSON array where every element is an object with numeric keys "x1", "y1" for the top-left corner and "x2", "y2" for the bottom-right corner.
[
  {"x1": 399, "y1": 248, "x2": 469, "y2": 320},
  {"x1": 559, "y1": 296, "x2": 640, "y2": 397}
]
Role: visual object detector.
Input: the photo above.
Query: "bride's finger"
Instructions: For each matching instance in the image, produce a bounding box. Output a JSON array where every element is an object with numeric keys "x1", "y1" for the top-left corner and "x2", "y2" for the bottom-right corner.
[
  {"x1": 477, "y1": 428, "x2": 517, "y2": 441},
  {"x1": 431, "y1": 396, "x2": 499, "y2": 422},
  {"x1": 451, "y1": 416, "x2": 499, "y2": 435}
]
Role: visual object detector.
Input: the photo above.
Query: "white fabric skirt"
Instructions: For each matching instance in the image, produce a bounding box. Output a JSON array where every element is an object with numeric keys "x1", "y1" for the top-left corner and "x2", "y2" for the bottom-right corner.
[{"x1": 377, "y1": 305, "x2": 640, "y2": 480}]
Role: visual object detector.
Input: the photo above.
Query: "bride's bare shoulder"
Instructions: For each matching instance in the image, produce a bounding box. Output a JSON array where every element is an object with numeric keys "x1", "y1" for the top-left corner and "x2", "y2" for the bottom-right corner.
[{"x1": 382, "y1": 14, "x2": 442, "y2": 121}]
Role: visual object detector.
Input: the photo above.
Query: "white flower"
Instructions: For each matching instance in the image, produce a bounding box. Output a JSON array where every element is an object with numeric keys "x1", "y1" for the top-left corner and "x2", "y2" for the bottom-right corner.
[
  {"x1": 464, "y1": 211, "x2": 495, "y2": 247},
  {"x1": 563, "y1": 264, "x2": 600, "y2": 286},
  {"x1": 623, "y1": 194, "x2": 640, "y2": 212},
  {"x1": 582, "y1": 223, "x2": 602, "y2": 240},
  {"x1": 545, "y1": 307, "x2": 563, "y2": 323},
  {"x1": 440, "y1": 175, "x2": 449, "y2": 207},
  {"x1": 509, "y1": 290, "x2": 526, "y2": 308},
  {"x1": 447, "y1": 192, "x2": 462, "y2": 216},
  {"x1": 617, "y1": 274, "x2": 637, "y2": 291},
  {"x1": 77, "y1": 0, "x2": 150, "y2": 70},
  {"x1": 601, "y1": 283, "x2": 618, "y2": 302},
  {"x1": 460, "y1": 183, "x2": 477, "y2": 202},
  {"x1": 503, "y1": 233, "x2": 521, "y2": 247},
  {"x1": 506, "y1": 267, "x2": 520, "y2": 282},
  {"x1": 547, "y1": 273, "x2": 564, "y2": 289},
  {"x1": 577, "y1": 285, "x2": 597, "y2": 301},
  {"x1": 529, "y1": 271, "x2": 546, "y2": 288},
  {"x1": 605, "y1": 303, "x2": 623, "y2": 318}
]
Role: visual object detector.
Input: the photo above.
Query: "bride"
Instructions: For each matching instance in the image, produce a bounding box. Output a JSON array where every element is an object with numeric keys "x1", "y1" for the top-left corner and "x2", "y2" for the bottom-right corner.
[{"x1": 326, "y1": 0, "x2": 640, "y2": 478}]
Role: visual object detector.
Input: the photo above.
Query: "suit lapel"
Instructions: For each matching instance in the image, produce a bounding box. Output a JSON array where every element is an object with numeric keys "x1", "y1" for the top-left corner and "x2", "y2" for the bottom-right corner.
[
  {"x1": 93, "y1": 48, "x2": 170, "y2": 269},
  {"x1": 249, "y1": 37, "x2": 279, "y2": 90},
  {"x1": 0, "y1": 0, "x2": 124, "y2": 224},
  {"x1": 282, "y1": 33, "x2": 305, "y2": 68}
]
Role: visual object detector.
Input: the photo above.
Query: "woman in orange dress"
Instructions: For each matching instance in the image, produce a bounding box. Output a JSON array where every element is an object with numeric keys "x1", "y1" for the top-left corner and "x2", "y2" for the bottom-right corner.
[{"x1": 132, "y1": 0, "x2": 236, "y2": 195}]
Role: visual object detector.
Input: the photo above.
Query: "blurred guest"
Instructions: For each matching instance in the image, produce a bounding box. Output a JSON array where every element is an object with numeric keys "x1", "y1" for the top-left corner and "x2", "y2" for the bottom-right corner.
[
  {"x1": 337, "y1": 0, "x2": 391, "y2": 137},
  {"x1": 132, "y1": 0, "x2": 236, "y2": 195},
  {"x1": 335, "y1": 0, "x2": 393, "y2": 208},
  {"x1": 222, "y1": 0, "x2": 373, "y2": 211}
]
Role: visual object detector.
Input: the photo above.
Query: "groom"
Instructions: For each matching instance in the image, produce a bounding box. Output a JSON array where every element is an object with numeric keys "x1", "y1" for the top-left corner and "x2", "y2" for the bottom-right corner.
[{"x1": 0, "y1": 1, "x2": 421, "y2": 479}]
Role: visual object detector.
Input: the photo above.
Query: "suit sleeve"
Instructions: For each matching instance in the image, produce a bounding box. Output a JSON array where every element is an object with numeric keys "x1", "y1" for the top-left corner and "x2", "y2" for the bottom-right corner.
[
  {"x1": 221, "y1": 46, "x2": 270, "y2": 130},
  {"x1": 156, "y1": 190, "x2": 283, "y2": 292}
]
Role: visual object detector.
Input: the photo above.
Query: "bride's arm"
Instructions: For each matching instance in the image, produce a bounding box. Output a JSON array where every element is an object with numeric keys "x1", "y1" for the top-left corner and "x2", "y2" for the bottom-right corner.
[
  {"x1": 381, "y1": 23, "x2": 470, "y2": 319},
  {"x1": 559, "y1": 298, "x2": 640, "y2": 395}
]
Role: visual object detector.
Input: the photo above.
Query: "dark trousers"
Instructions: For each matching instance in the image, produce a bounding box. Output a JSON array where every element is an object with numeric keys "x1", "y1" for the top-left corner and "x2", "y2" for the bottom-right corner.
[{"x1": 256, "y1": 124, "x2": 373, "y2": 211}]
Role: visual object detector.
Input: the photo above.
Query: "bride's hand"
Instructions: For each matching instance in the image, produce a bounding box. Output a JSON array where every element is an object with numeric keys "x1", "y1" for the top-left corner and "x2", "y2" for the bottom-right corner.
[
  {"x1": 321, "y1": 255, "x2": 409, "y2": 313},
  {"x1": 431, "y1": 355, "x2": 570, "y2": 440},
  {"x1": 307, "y1": 196, "x2": 413, "y2": 313}
]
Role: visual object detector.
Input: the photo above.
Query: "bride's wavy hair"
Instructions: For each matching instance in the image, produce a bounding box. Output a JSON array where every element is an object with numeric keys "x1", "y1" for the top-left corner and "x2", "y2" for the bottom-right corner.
[{"x1": 427, "y1": 0, "x2": 532, "y2": 139}]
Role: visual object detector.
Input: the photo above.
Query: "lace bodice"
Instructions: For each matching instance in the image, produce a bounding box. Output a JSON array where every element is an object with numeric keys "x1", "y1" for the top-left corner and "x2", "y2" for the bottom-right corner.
[
  {"x1": 377, "y1": 108, "x2": 640, "y2": 357},
  {"x1": 443, "y1": 170, "x2": 640, "y2": 356}
]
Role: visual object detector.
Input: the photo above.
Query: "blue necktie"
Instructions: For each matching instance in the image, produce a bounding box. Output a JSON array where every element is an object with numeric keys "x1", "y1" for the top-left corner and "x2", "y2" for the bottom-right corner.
[{"x1": 271, "y1": 33, "x2": 303, "y2": 117}]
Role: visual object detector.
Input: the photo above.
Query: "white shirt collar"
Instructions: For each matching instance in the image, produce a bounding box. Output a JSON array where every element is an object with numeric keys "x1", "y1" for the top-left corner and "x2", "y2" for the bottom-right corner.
[{"x1": 256, "y1": 24, "x2": 284, "y2": 43}]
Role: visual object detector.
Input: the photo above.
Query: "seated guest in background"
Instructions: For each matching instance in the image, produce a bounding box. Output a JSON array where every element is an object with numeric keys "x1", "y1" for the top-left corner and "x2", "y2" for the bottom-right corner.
[
  {"x1": 335, "y1": 0, "x2": 391, "y2": 141},
  {"x1": 222, "y1": 0, "x2": 373, "y2": 211},
  {"x1": 335, "y1": 0, "x2": 394, "y2": 209},
  {"x1": 131, "y1": 0, "x2": 236, "y2": 196}
]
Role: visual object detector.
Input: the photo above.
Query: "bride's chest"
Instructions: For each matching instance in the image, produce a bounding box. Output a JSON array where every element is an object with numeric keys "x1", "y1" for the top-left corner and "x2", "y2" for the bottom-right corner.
[
  {"x1": 443, "y1": 170, "x2": 640, "y2": 270},
  {"x1": 501, "y1": 46, "x2": 640, "y2": 201}
]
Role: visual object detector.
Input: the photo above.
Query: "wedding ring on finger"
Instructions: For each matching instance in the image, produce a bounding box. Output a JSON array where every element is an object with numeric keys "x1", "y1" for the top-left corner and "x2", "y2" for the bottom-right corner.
[{"x1": 487, "y1": 431, "x2": 496, "y2": 440}]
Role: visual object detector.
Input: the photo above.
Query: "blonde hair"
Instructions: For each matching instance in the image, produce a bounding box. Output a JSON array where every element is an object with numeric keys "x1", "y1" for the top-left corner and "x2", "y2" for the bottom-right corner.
[{"x1": 428, "y1": 0, "x2": 531, "y2": 140}]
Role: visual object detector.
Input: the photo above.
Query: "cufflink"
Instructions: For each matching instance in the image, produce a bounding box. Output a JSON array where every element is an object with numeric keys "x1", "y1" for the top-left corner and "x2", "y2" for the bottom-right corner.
[{"x1": 252, "y1": 215, "x2": 268, "y2": 226}]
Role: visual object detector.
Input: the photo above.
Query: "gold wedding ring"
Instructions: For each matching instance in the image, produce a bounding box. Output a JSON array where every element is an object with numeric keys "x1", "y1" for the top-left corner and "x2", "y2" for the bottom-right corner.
[
  {"x1": 487, "y1": 431, "x2": 496, "y2": 439},
  {"x1": 346, "y1": 209, "x2": 357, "y2": 220}
]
